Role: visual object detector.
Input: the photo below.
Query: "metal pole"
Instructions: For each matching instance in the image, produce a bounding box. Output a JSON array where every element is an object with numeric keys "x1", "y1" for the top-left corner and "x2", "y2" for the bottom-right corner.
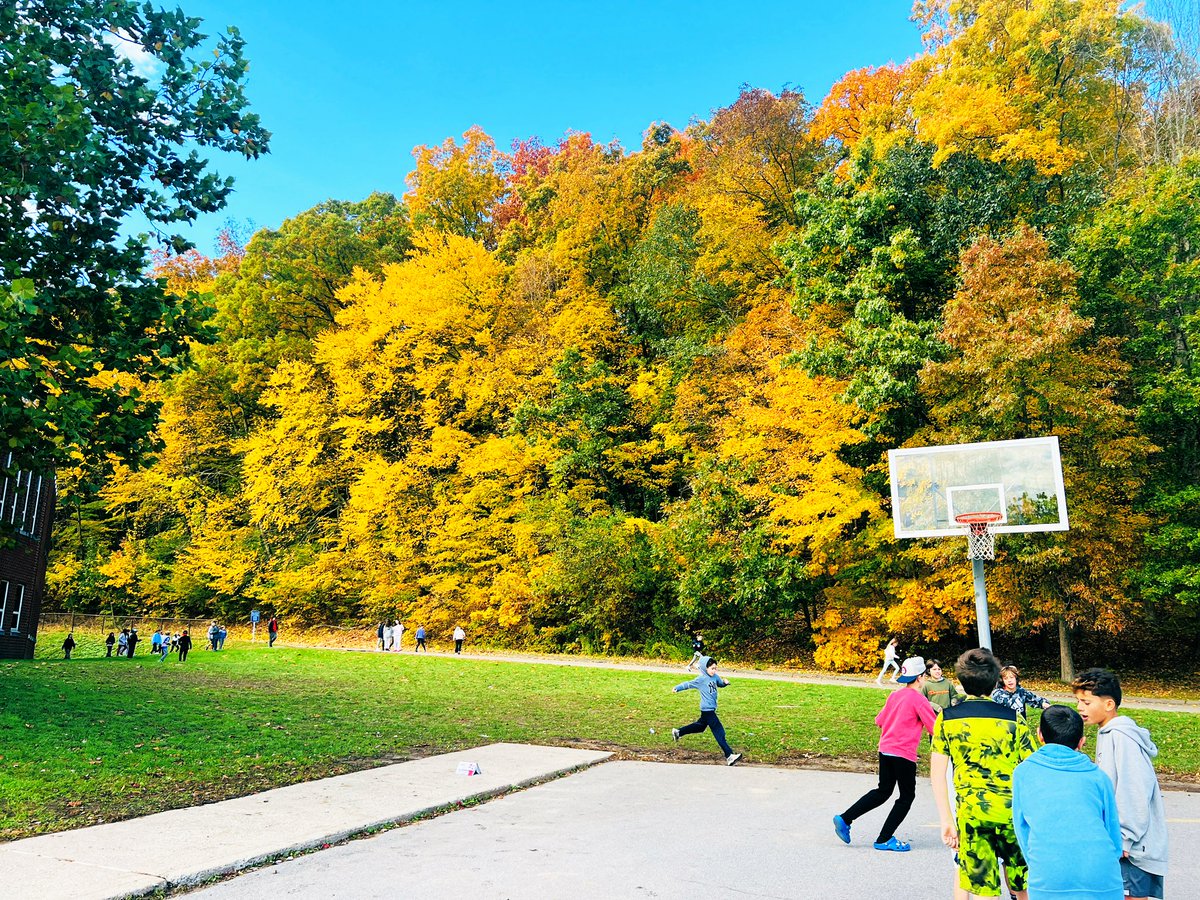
[{"x1": 972, "y1": 557, "x2": 992, "y2": 650}]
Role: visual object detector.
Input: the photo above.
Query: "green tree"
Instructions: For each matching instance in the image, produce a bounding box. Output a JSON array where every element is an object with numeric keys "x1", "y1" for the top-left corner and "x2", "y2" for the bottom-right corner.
[
  {"x1": 1, "y1": 0, "x2": 269, "y2": 475},
  {"x1": 1073, "y1": 159, "x2": 1200, "y2": 620}
]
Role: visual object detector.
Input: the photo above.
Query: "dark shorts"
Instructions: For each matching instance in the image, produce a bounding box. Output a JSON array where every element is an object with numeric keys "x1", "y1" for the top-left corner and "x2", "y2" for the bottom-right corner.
[
  {"x1": 957, "y1": 820, "x2": 1027, "y2": 897},
  {"x1": 1120, "y1": 858, "x2": 1164, "y2": 899}
]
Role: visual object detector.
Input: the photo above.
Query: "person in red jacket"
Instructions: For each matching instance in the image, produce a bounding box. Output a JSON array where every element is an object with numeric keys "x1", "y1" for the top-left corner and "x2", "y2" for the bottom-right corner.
[{"x1": 834, "y1": 656, "x2": 939, "y2": 852}]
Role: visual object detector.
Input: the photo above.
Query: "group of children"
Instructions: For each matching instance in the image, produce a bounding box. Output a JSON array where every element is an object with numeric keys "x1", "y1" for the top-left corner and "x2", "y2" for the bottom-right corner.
[
  {"x1": 668, "y1": 642, "x2": 1168, "y2": 899},
  {"x1": 837, "y1": 649, "x2": 1167, "y2": 900}
]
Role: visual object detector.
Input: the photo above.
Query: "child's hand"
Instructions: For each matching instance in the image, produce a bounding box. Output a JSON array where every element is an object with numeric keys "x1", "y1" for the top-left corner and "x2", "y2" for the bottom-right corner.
[{"x1": 941, "y1": 821, "x2": 959, "y2": 850}]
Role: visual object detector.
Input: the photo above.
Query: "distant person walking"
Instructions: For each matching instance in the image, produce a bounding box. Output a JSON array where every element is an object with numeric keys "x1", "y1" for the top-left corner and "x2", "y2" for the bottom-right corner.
[
  {"x1": 876, "y1": 638, "x2": 901, "y2": 684},
  {"x1": 178, "y1": 630, "x2": 192, "y2": 662},
  {"x1": 376, "y1": 621, "x2": 386, "y2": 651},
  {"x1": 126, "y1": 627, "x2": 139, "y2": 658},
  {"x1": 208, "y1": 622, "x2": 218, "y2": 651},
  {"x1": 384, "y1": 622, "x2": 394, "y2": 651},
  {"x1": 117, "y1": 628, "x2": 128, "y2": 657},
  {"x1": 217, "y1": 624, "x2": 227, "y2": 650},
  {"x1": 453, "y1": 626, "x2": 465, "y2": 654},
  {"x1": 268, "y1": 616, "x2": 278, "y2": 647},
  {"x1": 415, "y1": 626, "x2": 427, "y2": 652},
  {"x1": 686, "y1": 632, "x2": 705, "y2": 671},
  {"x1": 393, "y1": 620, "x2": 404, "y2": 652},
  {"x1": 62, "y1": 634, "x2": 76, "y2": 659},
  {"x1": 151, "y1": 629, "x2": 162, "y2": 654},
  {"x1": 159, "y1": 635, "x2": 171, "y2": 661},
  {"x1": 105, "y1": 632, "x2": 115, "y2": 657}
]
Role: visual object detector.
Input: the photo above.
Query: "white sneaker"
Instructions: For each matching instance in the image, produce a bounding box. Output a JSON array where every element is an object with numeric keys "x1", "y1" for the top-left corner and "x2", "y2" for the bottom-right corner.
[
  {"x1": 726, "y1": 753, "x2": 742, "y2": 766},
  {"x1": 671, "y1": 728, "x2": 680, "y2": 742}
]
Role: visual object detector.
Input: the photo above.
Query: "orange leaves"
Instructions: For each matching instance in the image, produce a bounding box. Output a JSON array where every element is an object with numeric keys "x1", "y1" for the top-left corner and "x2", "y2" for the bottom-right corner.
[{"x1": 811, "y1": 64, "x2": 916, "y2": 152}]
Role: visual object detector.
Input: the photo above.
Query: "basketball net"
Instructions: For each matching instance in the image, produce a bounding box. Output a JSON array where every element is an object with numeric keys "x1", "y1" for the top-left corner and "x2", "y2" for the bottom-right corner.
[{"x1": 955, "y1": 512, "x2": 1002, "y2": 561}]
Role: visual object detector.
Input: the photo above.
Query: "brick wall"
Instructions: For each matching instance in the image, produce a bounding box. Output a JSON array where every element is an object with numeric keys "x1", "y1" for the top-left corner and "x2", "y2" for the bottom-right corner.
[{"x1": 0, "y1": 468, "x2": 55, "y2": 660}]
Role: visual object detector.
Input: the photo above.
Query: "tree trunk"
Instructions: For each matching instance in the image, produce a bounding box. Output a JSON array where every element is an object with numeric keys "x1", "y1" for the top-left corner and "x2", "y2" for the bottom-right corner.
[{"x1": 1058, "y1": 616, "x2": 1075, "y2": 683}]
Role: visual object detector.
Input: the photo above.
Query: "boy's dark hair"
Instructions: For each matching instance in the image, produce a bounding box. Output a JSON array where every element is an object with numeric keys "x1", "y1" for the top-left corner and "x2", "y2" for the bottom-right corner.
[
  {"x1": 927, "y1": 659, "x2": 942, "y2": 670},
  {"x1": 1039, "y1": 705, "x2": 1084, "y2": 748},
  {"x1": 956, "y1": 648, "x2": 1001, "y2": 696},
  {"x1": 706, "y1": 657, "x2": 718, "y2": 667},
  {"x1": 1070, "y1": 668, "x2": 1122, "y2": 707}
]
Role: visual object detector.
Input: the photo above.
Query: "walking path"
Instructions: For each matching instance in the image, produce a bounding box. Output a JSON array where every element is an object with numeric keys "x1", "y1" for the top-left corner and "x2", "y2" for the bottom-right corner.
[
  {"x1": 351, "y1": 645, "x2": 1200, "y2": 714},
  {"x1": 0, "y1": 744, "x2": 610, "y2": 900}
]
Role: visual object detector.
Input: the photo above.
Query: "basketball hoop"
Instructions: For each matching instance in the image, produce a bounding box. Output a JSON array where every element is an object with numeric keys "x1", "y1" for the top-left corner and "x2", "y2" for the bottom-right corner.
[{"x1": 955, "y1": 512, "x2": 1003, "y2": 561}]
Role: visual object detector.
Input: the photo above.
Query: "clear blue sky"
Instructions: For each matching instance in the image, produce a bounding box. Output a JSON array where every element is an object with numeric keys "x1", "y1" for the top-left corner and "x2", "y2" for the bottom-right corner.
[{"x1": 176, "y1": 0, "x2": 924, "y2": 253}]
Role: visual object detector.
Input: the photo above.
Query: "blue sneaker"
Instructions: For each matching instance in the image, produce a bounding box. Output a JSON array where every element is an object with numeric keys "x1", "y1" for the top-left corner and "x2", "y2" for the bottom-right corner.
[
  {"x1": 833, "y1": 814, "x2": 851, "y2": 844},
  {"x1": 873, "y1": 836, "x2": 911, "y2": 852}
]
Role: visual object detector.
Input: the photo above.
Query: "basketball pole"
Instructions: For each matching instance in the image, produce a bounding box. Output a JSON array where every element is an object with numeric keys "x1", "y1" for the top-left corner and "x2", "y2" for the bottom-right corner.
[{"x1": 972, "y1": 558, "x2": 992, "y2": 650}]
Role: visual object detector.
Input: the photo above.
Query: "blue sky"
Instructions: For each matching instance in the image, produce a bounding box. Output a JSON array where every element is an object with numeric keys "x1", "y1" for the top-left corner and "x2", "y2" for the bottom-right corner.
[{"x1": 176, "y1": 1, "x2": 924, "y2": 253}]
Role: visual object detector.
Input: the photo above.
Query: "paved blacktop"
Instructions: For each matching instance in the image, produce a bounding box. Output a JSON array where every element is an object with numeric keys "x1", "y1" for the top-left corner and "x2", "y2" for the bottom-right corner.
[{"x1": 4, "y1": 745, "x2": 1199, "y2": 900}]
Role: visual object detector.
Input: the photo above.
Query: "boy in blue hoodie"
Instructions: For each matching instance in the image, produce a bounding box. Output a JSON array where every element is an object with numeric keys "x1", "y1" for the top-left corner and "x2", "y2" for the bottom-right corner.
[
  {"x1": 1072, "y1": 668, "x2": 1168, "y2": 900},
  {"x1": 671, "y1": 656, "x2": 742, "y2": 766},
  {"x1": 1012, "y1": 705, "x2": 1123, "y2": 900}
]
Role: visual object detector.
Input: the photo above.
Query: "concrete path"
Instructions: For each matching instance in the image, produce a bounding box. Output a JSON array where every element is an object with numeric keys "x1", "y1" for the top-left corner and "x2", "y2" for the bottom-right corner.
[
  {"x1": 0, "y1": 744, "x2": 610, "y2": 900},
  {"x1": 351, "y1": 646, "x2": 1200, "y2": 714},
  {"x1": 189, "y1": 760, "x2": 1200, "y2": 900}
]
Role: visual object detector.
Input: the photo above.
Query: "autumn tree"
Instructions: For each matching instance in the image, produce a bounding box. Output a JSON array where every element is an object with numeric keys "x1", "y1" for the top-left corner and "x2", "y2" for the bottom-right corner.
[
  {"x1": 407, "y1": 126, "x2": 507, "y2": 248},
  {"x1": 920, "y1": 226, "x2": 1150, "y2": 680},
  {"x1": 912, "y1": 0, "x2": 1157, "y2": 175}
]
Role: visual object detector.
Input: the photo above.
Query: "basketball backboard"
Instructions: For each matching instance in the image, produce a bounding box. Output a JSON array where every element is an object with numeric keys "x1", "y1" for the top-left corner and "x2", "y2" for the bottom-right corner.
[{"x1": 887, "y1": 437, "x2": 1068, "y2": 539}]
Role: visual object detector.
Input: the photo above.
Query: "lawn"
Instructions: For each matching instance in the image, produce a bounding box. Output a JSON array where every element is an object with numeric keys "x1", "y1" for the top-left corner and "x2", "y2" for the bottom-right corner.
[{"x1": 2, "y1": 639, "x2": 1198, "y2": 840}]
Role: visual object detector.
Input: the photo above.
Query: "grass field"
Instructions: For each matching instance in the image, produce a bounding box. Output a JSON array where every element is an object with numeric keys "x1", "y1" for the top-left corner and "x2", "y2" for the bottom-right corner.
[{"x1": 3, "y1": 639, "x2": 1199, "y2": 841}]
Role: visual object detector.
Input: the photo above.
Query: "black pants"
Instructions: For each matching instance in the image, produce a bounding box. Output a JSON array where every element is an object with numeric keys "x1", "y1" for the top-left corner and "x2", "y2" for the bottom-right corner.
[
  {"x1": 454, "y1": 639, "x2": 463, "y2": 654},
  {"x1": 841, "y1": 753, "x2": 916, "y2": 844},
  {"x1": 179, "y1": 646, "x2": 189, "y2": 661},
  {"x1": 677, "y1": 710, "x2": 733, "y2": 757},
  {"x1": 416, "y1": 638, "x2": 426, "y2": 651},
  {"x1": 106, "y1": 646, "x2": 113, "y2": 657}
]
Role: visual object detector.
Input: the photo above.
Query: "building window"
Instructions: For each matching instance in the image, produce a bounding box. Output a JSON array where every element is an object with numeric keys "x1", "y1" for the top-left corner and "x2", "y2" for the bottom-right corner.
[
  {"x1": 0, "y1": 455, "x2": 43, "y2": 538},
  {"x1": 0, "y1": 581, "x2": 24, "y2": 633}
]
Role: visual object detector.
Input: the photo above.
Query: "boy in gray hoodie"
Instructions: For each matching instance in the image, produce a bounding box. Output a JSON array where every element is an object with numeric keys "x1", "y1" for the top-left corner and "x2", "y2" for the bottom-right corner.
[
  {"x1": 1072, "y1": 668, "x2": 1168, "y2": 900},
  {"x1": 671, "y1": 656, "x2": 742, "y2": 766}
]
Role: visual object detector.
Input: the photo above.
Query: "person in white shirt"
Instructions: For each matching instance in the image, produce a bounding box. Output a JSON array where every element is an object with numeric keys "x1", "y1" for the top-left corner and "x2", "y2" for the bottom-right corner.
[
  {"x1": 383, "y1": 622, "x2": 393, "y2": 651},
  {"x1": 393, "y1": 620, "x2": 404, "y2": 652},
  {"x1": 453, "y1": 626, "x2": 466, "y2": 654},
  {"x1": 876, "y1": 638, "x2": 901, "y2": 684}
]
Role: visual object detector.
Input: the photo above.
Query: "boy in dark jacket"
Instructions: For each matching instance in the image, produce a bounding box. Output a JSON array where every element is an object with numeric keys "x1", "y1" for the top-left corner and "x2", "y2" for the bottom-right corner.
[{"x1": 671, "y1": 656, "x2": 741, "y2": 766}]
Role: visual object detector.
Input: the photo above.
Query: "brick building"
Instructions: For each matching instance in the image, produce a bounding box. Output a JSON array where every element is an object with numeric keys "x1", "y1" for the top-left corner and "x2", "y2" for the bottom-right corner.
[{"x1": 0, "y1": 456, "x2": 55, "y2": 660}]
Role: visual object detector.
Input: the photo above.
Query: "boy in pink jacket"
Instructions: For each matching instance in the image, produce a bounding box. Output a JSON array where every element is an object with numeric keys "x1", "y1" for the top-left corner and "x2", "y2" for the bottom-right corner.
[{"x1": 834, "y1": 656, "x2": 939, "y2": 852}]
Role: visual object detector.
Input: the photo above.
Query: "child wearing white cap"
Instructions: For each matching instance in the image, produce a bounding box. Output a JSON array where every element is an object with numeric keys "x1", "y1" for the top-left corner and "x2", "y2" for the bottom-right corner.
[{"x1": 834, "y1": 656, "x2": 939, "y2": 852}]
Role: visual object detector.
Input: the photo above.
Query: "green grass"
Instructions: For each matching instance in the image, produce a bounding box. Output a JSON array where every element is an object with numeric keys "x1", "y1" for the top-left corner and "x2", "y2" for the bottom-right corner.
[{"x1": 3, "y1": 640, "x2": 1199, "y2": 840}]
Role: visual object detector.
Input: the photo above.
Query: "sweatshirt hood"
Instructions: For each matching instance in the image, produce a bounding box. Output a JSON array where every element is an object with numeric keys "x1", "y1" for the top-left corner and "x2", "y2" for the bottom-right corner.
[
  {"x1": 1100, "y1": 715, "x2": 1158, "y2": 758},
  {"x1": 1024, "y1": 743, "x2": 1095, "y2": 772},
  {"x1": 697, "y1": 655, "x2": 713, "y2": 673}
]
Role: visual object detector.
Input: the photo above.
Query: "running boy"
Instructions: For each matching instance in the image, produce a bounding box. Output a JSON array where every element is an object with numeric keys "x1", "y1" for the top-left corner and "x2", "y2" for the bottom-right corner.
[
  {"x1": 671, "y1": 656, "x2": 741, "y2": 766},
  {"x1": 1012, "y1": 705, "x2": 1123, "y2": 900},
  {"x1": 931, "y1": 647, "x2": 1036, "y2": 900},
  {"x1": 1072, "y1": 668, "x2": 1168, "y2": 900},
  {"x1": 834, "y1": 656, "x2": 939, "y2": 852}
]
